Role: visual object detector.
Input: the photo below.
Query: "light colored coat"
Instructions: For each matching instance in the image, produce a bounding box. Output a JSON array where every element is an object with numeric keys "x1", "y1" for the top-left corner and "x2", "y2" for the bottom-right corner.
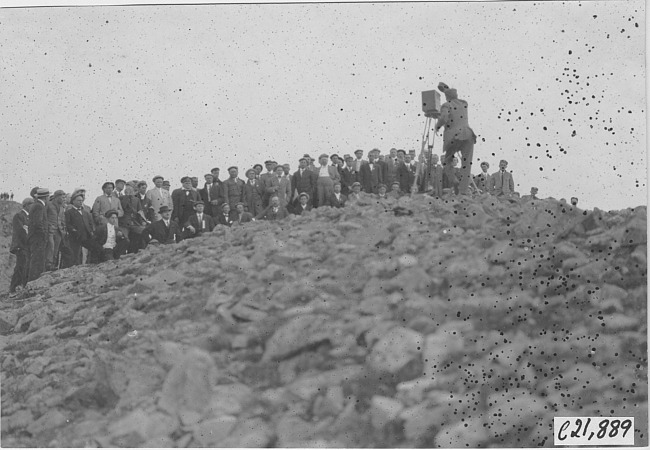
[{"x1": 146, "y1": 187, "x2": 173, "y2": 221}]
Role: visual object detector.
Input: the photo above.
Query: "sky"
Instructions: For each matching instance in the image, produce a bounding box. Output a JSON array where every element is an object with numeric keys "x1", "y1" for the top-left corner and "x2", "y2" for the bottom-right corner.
[{"x1": 0, "y1": 0, "x2": 646, "y2": 210}]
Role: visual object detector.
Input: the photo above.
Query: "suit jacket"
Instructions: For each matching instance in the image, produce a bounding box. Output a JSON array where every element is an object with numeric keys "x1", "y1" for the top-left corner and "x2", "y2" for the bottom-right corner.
[
  {"x1": 119, "y1": 195, "x2": 146, "y2": 228},
  {"x1": 222, "y1": 178, "x2": 246, "y2": 209},
  {"x1": 147, "y1": 219, "x2": 182, "y2": 244},
  {"x1": 489, "y1": 170, "x2": 515, "y2": 196},
  {"x1": 263, "y1": 176, "x2": 292, "y2": 207},
  {"x1": 184, "y1": 212, "x2": 216, "y2": 235},
  {"x1": 46, "y1": 201, "x2": 66, "y2": 235},
  {"x1": 474, "y1": 172, "x2": 491, "y2": 193},
  {"x1": 10, "y1": 209, "x2": 29, "y2": 253},
  {"x1": 291, "y1": 169, "x2": 318, "y2": 201},
  {"x1": 428, "y1": 164, "x2": 444, "y2": 196},
  {"x1": 292, "y1": 203, "x2": 313, "y2": 215},
  {"x1": 145, "y1": 188, "x2": 173, "y2": 221},
  {"x1": 360, "y1": 161, "x2": 384, "y2": 193},
  {"x1": 28, "y1": 199, "x2": 48, "y2": 244},
  {"x1": 208, "y1": 181, "x2": 224, "y2": 207},
  {"x1": 65, "y1": 206, "x2": 95, "y2": 243},
  {"x1": 395, "y1": 161, "x2": 412, "y2": 193},
  {"x1": 243, "y1": 179, "x2": 264, "y2": 216},
  {"x1": 233, "y1": 211, "x2": 254, "y2": 225},
  {"x1": 340, "y1": 166, "x2": 358, "y2": 195},
  {"x1": 214, "y1": 211, "x2": 234, "y2": 227},
  {"x1": 171, "y1": 188, "x2": 202, "y2": 225},
  {"x1": 92, "y1": 194, "x2": 124, "y2": 225},
  {"x1": 94, "y1": 223, "x2": 128, "y2": 247},
  {"x1": 135, "y1": 193, "x2": 153, "y2": 222},
  {"x1": 329, "y1": 192, "x2": 347, "y2": 208},
  {"x1": 384, "y1": 158, "x2": 398, "y2": 186},
  {"x1": 255, "y1": 204, "x2": 290, "y2": 221}
]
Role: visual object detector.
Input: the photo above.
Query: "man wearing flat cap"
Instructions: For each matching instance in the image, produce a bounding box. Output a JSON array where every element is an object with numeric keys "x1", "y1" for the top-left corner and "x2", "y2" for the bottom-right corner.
[
  {"x1": 183, "y1": 200, "x2": 215, "y2": 238},
  {"x1": 146, "y1": 205, "x2": 182, "y2": 244},
  {"x1": 329, "y1": 182, "x2": 347, "y2": 208},
  {"x1": 65, "y1": 192, "x2": 97, "y2": 266},
  {"x1": 27, "y1": 188, "x2": 50, "y2": 282},
  {"x1": 353, "y1": 149, "x2": 366, "y2": 173},
  {"x1": 112, "y1": 179, "x2": 127, "y2": 198},
  {"x1": 347, "y1": 182, "x2": 363, "y2": 203},
  {"x1": 222, "y1": 166, "x2": 246, "y2": 211},
  {"x1": 45, "y1": 189, "x2": 66, "y2": 271},
  {"x1": 172, "y1": 176, "x2": 201, "y2": 226},
  {"x1": 315, "y1": 153, "x2": 341, "y2": 207},
  {"x1": 243, "y1": 168, "x2": 264, "y2": 217},
  {"x1": 232, "y1": 202, "x2": 254, "y2": 226},
  {"x1": 293, "y1": 192, "x2": 313, "y2": 215},
  {"x1": 291, "y1": 157, "x2": 318, "y2": 209},
  {"x1": 303, "y1": 154, "x2": 317, "y2": 172},
  {"x1": 340, "y1": 155, "x2": 358, "y2": 196},
  {"x1": 360, "y1": 151, "x2": 384, "y2": 194},
  {"x1": 93, "y1": 210, "x2": 129, "y2": 262},
  {"x1": 9, "y1": 197, "x2": 34, "y2": 293},
  {"x1": 146, "y1": 176, "x2": 173, "y2": 222},
  {"x1": 255, "y1": 195, "x2": 289, "y2": 221},
  {"x1": 92, "y1": 182, "x2": 124, "y2": 226},
  {"x1": 259, "y1": 161, "x2": 277, "y2": 208},
  {"x1": 435, "y1": 82, "x2": 477, "y2": 196}
]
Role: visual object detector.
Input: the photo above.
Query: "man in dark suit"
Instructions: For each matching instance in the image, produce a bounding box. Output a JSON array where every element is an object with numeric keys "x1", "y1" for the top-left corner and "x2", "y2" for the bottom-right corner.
[
  {"x1": 340, "y1": 155, "x2": 358, "y2": 196},
  {"x1": 65, "y1": 191, "x2": 98, "y2": 266},
  {"x1": 293, "y1": 193, "x2": 313, "y2": 215},
  {"x1": 172, "y1": 176, "x2": 202, "y2": 226},
  {"x1": 291, "y1": 157, "x2": 318, "y2": 208},
  {"x1": 243, "y1": 168, "x2": 264, "y2": 217},
  {"x1": 359, "y1": 152, "x2": 384, "y2": 194},
  {"x1": 183, "y1": 200, "x2": 215, "y2": 238},
  {"x1": 209, "y1": 168, "x2": 224, "y2": 216},
  {"x1": 222, "y1": 167, "x2": 246, "y2": 211},
  {"x1": 214, "y1": 203, "x2": 234, "y2": 227},
  {"x1": 93, "y1": 210, "x2": 129, "y2": 261},
  {"x1": 232, "y1": 202, "x2": 254, "y2": 226},
  {"x1": 146, "y1": 206, "x2": 182, "y2": 244},
  {"x1": 329, "y1": 182, "x2": 347, "y2": 208},
  {"x1": 10, "y1": 198, "x2": 34, "y2": 293},
  {"x1": 28, "y1": 188, "x2": 50, "y2": 282},
  {"x1": 255, "y1": 196, "x2": 290, "y2": 221},
  {"x1": 200, "y1": 173, "x2": 215, "y2": 216},
  {"x1": 394, "y1": 149, "x2": 412, "y2": 193}
]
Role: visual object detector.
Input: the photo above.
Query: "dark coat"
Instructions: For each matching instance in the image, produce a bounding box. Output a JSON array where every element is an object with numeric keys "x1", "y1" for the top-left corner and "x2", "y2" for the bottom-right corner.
[
  {"x1": 171, "y1": 188, "x2": 202, "y2": 225},
  {"x1": 65, "y1": 206, "x2": 96, "y2": 243},
  {"x1": 359, "y1": 161, "x2": 384, "y2": 194},
  {"x1": 329, "y1": 193, "x2": 347, "y2": 208},
  {"x1": 94, "y1": 223, "x2": 129, "y2": 247},
  {"x1": 214, "y1": 211, "x2": 234, "y2": 227},
  {"x1": 10, "y1": 209, "x2": 29, "y2": 253},
  {"x1": 292, "y1": 203, "x2": 312, "y2": 215},
  {"x1": 339, "y1": 166, "x2": 358, "y2": 196},
  {"x1": 396, "y1": 161, "x2": 411, "y2": 193},
  {"x1": 243, "y1": 179, "x2": 264, "y2": 216},
  {"x1": 255, "y1": 204, "x2": 290, "y2": 221},
  {"x1": 119, "y1": 195, "x2": 146, "y2": 228},
  {"x1": 185, "y1": 212, "x2": 216, "y2": 233},
  {"x1": 28, "y1": 200, "x2": 48, "y2": 244},
  {"x1": 147, "y1": 219, "x2": 182, "y2": 244},
  {"x1": 232, "y1": 211, "x2": 254, "y2": 225},
  {"x1": 291, "y1": 169, "x2": 318, "y2": 202},
  {"x1": 222, "y1": 178, "x2": 246, "y2": 209}
]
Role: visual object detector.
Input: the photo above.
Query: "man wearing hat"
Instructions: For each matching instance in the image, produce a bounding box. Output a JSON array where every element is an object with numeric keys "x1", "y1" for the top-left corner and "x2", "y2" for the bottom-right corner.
[
  {"x1": 162, "y1": 180, "x2": 171, "y2": 191},
  {"x1": 93, "y1": 210, "x2": 129, "y2": 262},
  {"x1": 488, "y1": 160, "x2": 515, "y2": 197},
  {"x1": 146, "y1": 205, "x2": 182, "y2": 244},
  {"x1": 315, "y1": 153, "x2": 340, "y2": 207},
  {"x1": 347, "y1": 182, "x2": 363, "y2": 203},
  {"x1": 473, "y1": 161, "x2": 491, "y2": 194},
  {"x1": 92, "y1": 182, "x2": 124, "y2": 226},
  {"x1": 255, "y1": 195, "x2": 289, "y2": 221},
  {"x1": 9, "y1": 197, "x2": 34, "y2": 293},
  {"x1": 259, "y1": 161, "x2": 277, "y2": 208},
  {"x1": 291, "y1": 157, "x2": 318, "y2": 208},
  {"x1": 329, "y1": 182, "x2": 347, "y2": 208},
  {"x1": 293, "y1": 192, "x2": 312, "y2": 215},
  {"x1": 45, "y1": 189, "x2": 66, "y2": 271},
  {"x1": 394, "y1": 149, "x2": 411, "y2": 193},
  {"x1": 146, "y1": 176, "x2": 173, "y2": 222},
  {"x1": 340, "y1": 155, "x2": 358, "y2": 196},
  {"x1": 65, "y1": 191, "x2": 97, "y2": 266},
  {"x1": 222, "y1": 167, "x2": 246, "y2": 211},
  {"x1": 302, "y1": 155, "x2": 317, "y2": 172},
  {"x1": 243, "y1": 168, "x2": 264, "y2": 217},
  {"x1": 435, "y1": 82, "x2": 477, "y2": 196},
  {"x1": 182, "y1": 200, "x2": 215, "y2": 238},
  {"x1": 27, "y1": 188, "x2": 50, "y2": 282},
  {"x1": 264, "y1": 165, "x2": 292, "y2": 208},
  {"x1": 208, "y1": 168, "x2": 224, "y2": 215},
  {"x1": 112, "y1": 179, "x2": 127, "y2": 198},
  {"x1": 172, "y1": 176, "x2": 201, "y2": 226},
  {"x1": 360, "y1": 151, "x2": 384, "y2": 194},
  {"x1": 353, "y1": 149, "x2": 366, "y2": 172}
]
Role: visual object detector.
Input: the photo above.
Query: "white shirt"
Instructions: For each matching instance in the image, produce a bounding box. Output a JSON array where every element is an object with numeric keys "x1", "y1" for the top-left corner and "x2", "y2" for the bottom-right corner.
[
  {"x1": 319, "y1": 166, "x2": 329, "y2": 177},
  {"x1": 103, "y1": 223, "x2": 116, "y2": 249}
]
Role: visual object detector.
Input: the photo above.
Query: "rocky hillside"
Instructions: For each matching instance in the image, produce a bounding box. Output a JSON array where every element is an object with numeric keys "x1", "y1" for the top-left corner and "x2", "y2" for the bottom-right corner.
[
  {"x1": 0, "y1": 201, "x2": 22, "y2": 293},
  {"x1": 0, "y1": 194, "x2": 646, "y2": 447}
]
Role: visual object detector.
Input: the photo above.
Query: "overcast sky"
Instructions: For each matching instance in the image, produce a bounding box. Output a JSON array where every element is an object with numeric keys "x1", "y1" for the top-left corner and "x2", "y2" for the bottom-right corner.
[{"x1": 0, "y1": 1, "x2": 646, "y2": 210}]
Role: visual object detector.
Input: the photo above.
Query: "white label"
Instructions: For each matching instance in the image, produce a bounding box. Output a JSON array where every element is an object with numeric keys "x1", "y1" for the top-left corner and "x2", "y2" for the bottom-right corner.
[{"x1": 554, "y1": 417, "x2": 634, "y2": 446}]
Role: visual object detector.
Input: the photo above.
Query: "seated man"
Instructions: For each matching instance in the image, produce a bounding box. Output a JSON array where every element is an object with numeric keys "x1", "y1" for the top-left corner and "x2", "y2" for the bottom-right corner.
[
  {"x1": 255, "y1": 195, "x2": 290, "y2": 221},
  {"x1": 329, "y1": 182, "x2": 347, "y2": 208},
  {"x1": 215, "y1": 202, "x2": 234, "y2": 227},
  {"x1": 376, "y1": 184, "x2": 388, "y2": 199},
  {"x1": 232, "y1": 202, "x2": 254, "y2": 226},
  {"x1": 347, "y1": 182, "x2": 364, "y2": 203},
  {"x1": 387, "y1": 181, "x2": 402, "y2": 199},
  {"x1": 293, "y1": 192, "x2": 312, "y2": 215},
  {"x1": 183, "y1": 200, "x2": 215, "y2": 238},
  {"x1": 146, "y1": 206, "x2": 182, "y2": 244},
  {"x1": 94, "y1": 210, "x2": 129, "y2": 262}
]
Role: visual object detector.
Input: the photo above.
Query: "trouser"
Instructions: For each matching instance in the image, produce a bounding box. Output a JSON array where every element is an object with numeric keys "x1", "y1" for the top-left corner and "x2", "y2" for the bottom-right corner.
[
  {"x1": 68, "y1": 239, "x2": 84, "y2": 266},
  {"x1": 10, "y1": 249, "x2": 30, "y2": 292},
  {"x1": 443, "y1": 138, "x2": 474, "y2": 195},
  {"x1": 28, "y1": 237, "x2": 47, "y2": 282},
  {"x1": 316, "y1": 178, "x2": 334, "y2": 208},
  {"x1": 99, "y1": 247, "x2": 116, "y2": 262},
  {"x1": 45, "y1": 230, "x2": 63, "y2": 270},
  {"x1": 58, "y1": 235, "x2": 74, "y2": 269}
]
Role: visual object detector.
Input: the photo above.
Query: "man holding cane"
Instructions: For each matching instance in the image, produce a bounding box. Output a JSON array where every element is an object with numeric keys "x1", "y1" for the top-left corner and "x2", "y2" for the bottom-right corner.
[{"x1": 435, "y1": 82, "x2": 477, "y2": 196}]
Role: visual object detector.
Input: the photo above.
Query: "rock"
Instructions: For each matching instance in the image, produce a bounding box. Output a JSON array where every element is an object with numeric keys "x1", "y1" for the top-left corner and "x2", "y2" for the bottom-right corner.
[
  {"x1": 2, "y1": 409, "x2": 34, "y2": 432},
  {"x1": 220, "y1": 417, "x2": 274, "y2": 447},
  {"x1": 287, "y1": 365, "x2": 365, "y2": 400},
  {"x1": 366, "y1": 326, "x2": 423, "y2": 374},
  {"x1": 25, "y1": 356, "x2": 51, "y2": 376},
  {"x1": 434, "y1": 417, "x2": 488, "y2": 447},
  {"x1": 27, "y1": 409, "x2": 69, "y2": 436},
  {"x1": 107, "y1": 409, "x2": 179, "y2": 441},
  {"x1": 399, "y1": 403, "x2": 440, "y2": 441},
  {"x1": 206, "y1": 383, "x2": 254, "y2": 416},
  {"x1": 369, "y1": 395, "x2": 403, "y2": 430},
  {"x1": 276, "y1": 414, "x2": 317, "y2": 446},
  {"x1": 312, "y1": 385, "x2": 345, "y2": 418},
  {"x1": 158, "y1": 347, "x2": 218, "y2": 422},
  {"x1": 192, "y1": 415, "x2": 237, "y2": 446},
  {"x1": 261, "y1": 314, "x2": 333, "y2": 362},
  {"x1": 486, "y1": 388, "x2": 548, "y2": 436}
]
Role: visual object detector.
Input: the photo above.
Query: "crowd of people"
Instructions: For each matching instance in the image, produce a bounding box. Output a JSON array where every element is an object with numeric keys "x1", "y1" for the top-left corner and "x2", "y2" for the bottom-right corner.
[
  {"x1": 1, "y1": 192, "x2": 14, "y2": 201},
  {"x1": 7, "y1": 150, "x2": 557, "y2": 294}
]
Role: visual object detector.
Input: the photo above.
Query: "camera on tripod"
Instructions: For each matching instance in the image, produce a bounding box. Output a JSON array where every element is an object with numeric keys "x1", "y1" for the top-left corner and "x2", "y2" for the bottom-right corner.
[{"x1": 421, "y1": 90, "x2": 442, "y2": 118}]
